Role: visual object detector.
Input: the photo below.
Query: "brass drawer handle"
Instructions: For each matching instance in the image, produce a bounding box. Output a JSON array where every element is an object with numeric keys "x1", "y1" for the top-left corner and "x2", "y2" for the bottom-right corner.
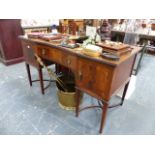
[
  {"x1": 42, "y1": 49, "x2": 46, "y2": 55},
  {"x1": 27, "y1": 45, "x2": 30, "y2": 49},
  {"x1": 78, "y1": 71, "x2": 83, "y2": 81},
  {"x1": 67, "y1": 58, "x2": 71, "y2": 65}
]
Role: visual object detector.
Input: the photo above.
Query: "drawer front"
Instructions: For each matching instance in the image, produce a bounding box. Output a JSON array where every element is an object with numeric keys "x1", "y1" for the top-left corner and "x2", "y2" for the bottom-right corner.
[
  {"x1": 37, "y1": 45, "x2": 51, "y2": 59},
  {"x1": 37, "y1": 45, "x2": 77, "y2": 71},
  {"x1": 37, "y1": 45, "x2": 63, "y2": 64},
  {"x1": 76, "y1": 58, "x2": 113, "y2": 100},
  {"x1": 61, "y1": 53, "x2": 77, "y2": 71},
  {"x1": 21, "y1": 41, "x2": 38, "y2": 67}
]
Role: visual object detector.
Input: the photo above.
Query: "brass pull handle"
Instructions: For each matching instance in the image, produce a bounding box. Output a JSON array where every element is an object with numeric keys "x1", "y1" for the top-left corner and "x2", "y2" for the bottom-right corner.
[
  {"x1": 67, "y1": 58, "x2": 71, "y2": 65},
  {"x1": 78, "y1": 71, "x2": 83, "y2": 81},
  {"x1": 27, "y1": 45, "x2": 30, "y2": 49},
  {"x1": 42, "y1": 49, "x2": 46, "y2": 55}
]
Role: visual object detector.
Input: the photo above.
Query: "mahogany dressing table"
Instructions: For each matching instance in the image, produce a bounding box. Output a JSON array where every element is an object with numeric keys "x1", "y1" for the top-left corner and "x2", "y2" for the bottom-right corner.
[{"x1": 19, "y1": 36, "x2": 141, "y2": 133}]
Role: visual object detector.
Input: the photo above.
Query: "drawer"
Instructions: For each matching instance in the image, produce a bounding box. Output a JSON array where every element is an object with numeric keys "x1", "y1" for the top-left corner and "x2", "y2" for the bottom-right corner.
[
  {"x1": 37, "y1": 45, "x2": 62, "y2": 64},
  {"x1": 22, "y1": 41, "x2": 35, "y2": 56},
  {"x1": 61, "y1": 54, "x2": 77, "y2": 70},
  {"x1": 37, "y1": 45, "x2": 77, "y2": 70},
  {"x1": 21, "y1": 41, "x2": 38, "y2": 67},
  {"x1": 76, "y1": 58, "x2": 113, "y2": 100},
  {"x1": 76, "y1": 60, "x2": 96, "y2": 89},
  {"x1": 37, "y1": 45, "x2": 51, "y2": 58}
]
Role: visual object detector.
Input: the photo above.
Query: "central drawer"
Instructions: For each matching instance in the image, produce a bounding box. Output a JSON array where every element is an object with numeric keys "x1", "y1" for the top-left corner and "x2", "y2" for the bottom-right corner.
[
  {"x1": 61, "y1": 53, "x2": 77, "y2": 70},
  {"x1": 37, "y1": 44, "x2": 77, "y2": 71},
  {"x1": 37, "y1": 45, "x2": 62, "y2": 63}
]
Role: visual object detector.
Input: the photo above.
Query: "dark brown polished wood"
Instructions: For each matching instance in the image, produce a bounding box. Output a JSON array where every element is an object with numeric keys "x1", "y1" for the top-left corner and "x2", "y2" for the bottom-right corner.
[
  {"x1": 0, "y1": 19, "x2": 24, "y2": 65},
  {"x1": 19, "y1": 36, "x2": 141, "y2": 133}
]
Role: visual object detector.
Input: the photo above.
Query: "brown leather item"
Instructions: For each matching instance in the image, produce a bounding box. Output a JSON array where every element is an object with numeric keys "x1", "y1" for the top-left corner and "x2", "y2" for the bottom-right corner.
[
  {"x1": 39, "y1": 34, "x2": 63, "y2": 41},
  {"x1": 96, "y1": 42, "x2": 129, "y2": 51},
  {"x1": 96, "y1": 42, "x2": 132, "y2": 55},
  {"x1": 27, "y1": 32, "x2": 44, "y2": 39}
]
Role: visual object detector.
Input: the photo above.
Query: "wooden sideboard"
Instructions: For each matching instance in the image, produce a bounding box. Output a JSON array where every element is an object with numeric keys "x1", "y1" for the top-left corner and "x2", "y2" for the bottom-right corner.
[
  {"x1": 0, "y1": 19, "x2": 24, "y2": 65},
  {"x1": 19, "y1": 36, "x2": 141, "y2": 133}
]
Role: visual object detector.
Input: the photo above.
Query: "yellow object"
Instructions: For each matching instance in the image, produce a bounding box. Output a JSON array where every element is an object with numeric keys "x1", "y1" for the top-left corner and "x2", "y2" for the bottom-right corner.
[
  {"x1": 57, "y1": 89, "x2": 83, "y2": 110},
  {"x1": 82, "y1": 48, "x2": 102, "y2": 57},
  {"x1": 82, "y1": 44, "x2": 102, "y2": 57}
]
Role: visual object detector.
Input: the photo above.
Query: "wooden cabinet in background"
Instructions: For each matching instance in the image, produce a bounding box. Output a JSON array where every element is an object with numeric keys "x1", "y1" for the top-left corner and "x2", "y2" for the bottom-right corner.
[{"x1": 0, "y1": 19, "x2": 24, "y2": 65}]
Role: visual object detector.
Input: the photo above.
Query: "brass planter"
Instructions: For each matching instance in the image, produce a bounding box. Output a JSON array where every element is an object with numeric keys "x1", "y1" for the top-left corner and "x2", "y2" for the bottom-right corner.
[{"x1": 57, "y1": 89, "x2": 83, "y2": 110}]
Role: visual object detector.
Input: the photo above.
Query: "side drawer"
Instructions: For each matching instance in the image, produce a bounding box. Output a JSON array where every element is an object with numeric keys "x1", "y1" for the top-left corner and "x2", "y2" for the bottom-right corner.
[
  {"x1": 76, "y1": 58, "x2": 113, "y2": 100},
  {"x1": 21, "y1": 40, "x2": 38, "y2": 67}
]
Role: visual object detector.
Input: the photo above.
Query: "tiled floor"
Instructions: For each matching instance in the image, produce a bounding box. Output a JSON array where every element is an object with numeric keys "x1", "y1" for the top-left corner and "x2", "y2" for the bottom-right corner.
[{"x1": 0, "y1": 54, "x2": 155, "y2": 134}]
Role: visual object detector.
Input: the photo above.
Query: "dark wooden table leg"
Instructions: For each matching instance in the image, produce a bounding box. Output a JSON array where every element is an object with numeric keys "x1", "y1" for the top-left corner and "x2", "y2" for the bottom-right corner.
[
  {"x1": 121, "y1": 81, "x2": 130, "y2": 106},
  {"x1": 135, "y1": 44, "x2": 146, "y2": 75},
  {"x1": 99, "y1": 101, "x2": 108, "y2": 134},
  {"x1": 25, "y1": 63, "x2": 32, "y2": 86},
  {"x1": 75, "y1": 89, "x2": 81, "y2": 117},
  {"x1": 38, "y1": 66, "x2": 44, "y2": 95}
]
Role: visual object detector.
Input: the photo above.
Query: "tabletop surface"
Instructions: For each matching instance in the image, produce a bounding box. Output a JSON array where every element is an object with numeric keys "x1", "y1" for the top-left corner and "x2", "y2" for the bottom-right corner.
[{"x1": 19, "y1": 35, "x2": 141, "y2": 67}]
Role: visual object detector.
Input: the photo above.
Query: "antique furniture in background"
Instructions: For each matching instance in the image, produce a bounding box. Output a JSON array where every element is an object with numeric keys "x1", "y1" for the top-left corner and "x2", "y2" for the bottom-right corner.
[
  {"x1": 97, "y1": 19, "x2": 112, "y2": 41},
  {"x1": 0, "y1": 19, "x2": 24, "y2": 65},
  {"x1": 19, "y1": 36, "x2": 141, "y2": 133},
  {"x1": 111, "y1": 29, "x2": 155, "y2": 74},
  {"x1": 83, "y1": 19, "x2": 94, "y2": 31},
  {"x1": 59, "y1": 20, "x2": 77, "y2": 35}
]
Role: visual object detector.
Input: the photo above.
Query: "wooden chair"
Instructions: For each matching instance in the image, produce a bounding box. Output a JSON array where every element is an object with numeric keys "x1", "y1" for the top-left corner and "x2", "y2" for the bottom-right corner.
[{"x1": 21, "y1": 39, "x2": 54, "y2": 94}]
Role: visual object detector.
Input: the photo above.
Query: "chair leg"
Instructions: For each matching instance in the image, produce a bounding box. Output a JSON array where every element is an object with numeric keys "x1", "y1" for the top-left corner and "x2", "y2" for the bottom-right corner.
[
  {"x1": 25, "y1": 63, "x2": 32, "y2": 86},
  {"x1": 99, "y1": 101, "x2": 108, "y2": 134},
  {"x1": 38, "y1": 66, "x2": 44, "y2": 95}
]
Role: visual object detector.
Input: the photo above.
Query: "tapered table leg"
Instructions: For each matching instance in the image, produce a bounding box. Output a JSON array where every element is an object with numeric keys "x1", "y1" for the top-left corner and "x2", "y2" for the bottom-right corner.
[
  {"x1": 121, "y1": 82, "x2": 130, "y2": 106},
  {"x1": 38, "y1": 66, "x2": 44, "y2": 95},
  {"x1": 99, "y1": 101, "x2": 108, "y2": 134},
  {"x1": 135, "y1": 43, "x2": 147, "y2": 75},
  {"x1": 25, "y1": 63, "x2": 32, "y2": 86},
  {"x1": 75, "y1": 89, "x2": 81, "y2": 117}
]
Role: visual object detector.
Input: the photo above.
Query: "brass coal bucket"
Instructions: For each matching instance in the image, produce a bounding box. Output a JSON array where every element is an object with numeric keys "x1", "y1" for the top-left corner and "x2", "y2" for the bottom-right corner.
[
  {"x1": 56, "y1": 74, "x2": 83, "y2": 110},
  {"x1": 57, "y1": 89, "x2": 83, "y2": 110}
]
